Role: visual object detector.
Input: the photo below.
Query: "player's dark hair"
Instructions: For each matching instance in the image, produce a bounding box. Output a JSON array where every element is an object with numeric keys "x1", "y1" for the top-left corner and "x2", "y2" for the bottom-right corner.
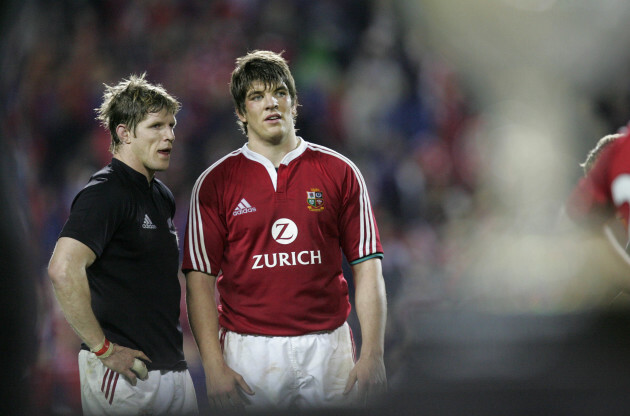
[
  {"x1": 230, "y1": 50, "x2": 298, "y2": 135},
  {"x1": 96, "y1": 73, "x2": 181, "y2": 154}
]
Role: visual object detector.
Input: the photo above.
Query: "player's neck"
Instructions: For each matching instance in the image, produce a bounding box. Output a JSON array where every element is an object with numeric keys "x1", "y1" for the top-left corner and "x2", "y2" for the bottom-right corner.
[
  {"x1": 247, "y1": 133, "x2": 300, "y2": 167},
  {"x1": 113, "y1": 153, "x2": 154, "y2": 183}
]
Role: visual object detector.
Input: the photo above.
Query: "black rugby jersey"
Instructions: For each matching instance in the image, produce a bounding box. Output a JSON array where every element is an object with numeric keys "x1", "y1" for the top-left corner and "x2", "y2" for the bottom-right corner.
[{"x1": 60, "y1": 158, "x2": 186, "y2": 371}]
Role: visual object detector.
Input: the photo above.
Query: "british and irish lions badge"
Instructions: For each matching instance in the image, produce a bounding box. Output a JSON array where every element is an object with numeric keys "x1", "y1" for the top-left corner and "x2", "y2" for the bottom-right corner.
[{"x1": 307, "y1": 188, "x2": 324, "y2": 212}]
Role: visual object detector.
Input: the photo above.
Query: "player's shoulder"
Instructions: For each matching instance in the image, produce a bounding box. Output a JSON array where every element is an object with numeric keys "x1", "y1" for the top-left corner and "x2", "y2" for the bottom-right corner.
[
  {"x1": 194, "y1": 147, "x2": 245, "y2": 184},
  {"x1": 600, "y1": 131, "x2": 630, "y2": 163},
  {"x1": 303, "y1": 142, "x2": 368, "y2": 184},
  {"x1": 71, "y1": 164, "x2": 129, "y2": 209},
  {"x1": 304, "y1": 141, "x2": 357, "y2": 169},
  {"x1": 615, "y1": 131, "x2": 630, "y2": 149},
  {"x1": 83, "y1": 164, "x2": 124, "y2": 194}
]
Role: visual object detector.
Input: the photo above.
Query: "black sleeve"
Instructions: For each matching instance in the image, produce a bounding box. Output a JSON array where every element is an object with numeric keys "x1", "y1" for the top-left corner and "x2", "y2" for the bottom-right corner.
[{"x1": 59, "y1": 181, "x2": 125, "y2": 258}]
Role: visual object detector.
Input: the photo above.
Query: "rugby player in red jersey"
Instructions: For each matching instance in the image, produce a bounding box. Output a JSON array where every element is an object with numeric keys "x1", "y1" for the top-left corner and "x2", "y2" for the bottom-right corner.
[{"x1": 183, "y1": 50, "x2": 387, "y2": 411}]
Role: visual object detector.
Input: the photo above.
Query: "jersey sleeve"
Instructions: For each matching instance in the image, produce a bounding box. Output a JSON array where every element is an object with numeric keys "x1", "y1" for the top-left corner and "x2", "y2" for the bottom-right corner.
[
  {"x1": 182, "y1": 169, "x2": 227, "y2": 275},
  {"x1": 338, "y1": 161, "x2": 384, "y2": 264},
  {"x1": 59, "y1": 181, "x2": 124, "y2": 258}
]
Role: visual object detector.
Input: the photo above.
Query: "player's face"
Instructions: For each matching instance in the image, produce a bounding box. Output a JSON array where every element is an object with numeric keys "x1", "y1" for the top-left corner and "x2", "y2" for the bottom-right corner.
[
  {"x1": 126, "y1": 109, "x2": 176, "y2": 180},
  {"x1": 238, "y1": 81, "x2": 296, "y2": 144}
]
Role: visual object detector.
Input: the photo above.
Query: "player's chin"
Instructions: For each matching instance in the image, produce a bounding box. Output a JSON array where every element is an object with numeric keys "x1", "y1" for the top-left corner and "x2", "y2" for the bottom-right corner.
[{"x1": 152, "y1": 160, "x2": 170, "y2": 172}]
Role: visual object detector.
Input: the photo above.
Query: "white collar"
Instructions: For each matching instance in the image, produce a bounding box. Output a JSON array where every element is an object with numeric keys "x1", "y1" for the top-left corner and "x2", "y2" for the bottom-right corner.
[{"x1": 241, "y1": 137, "x2": 307, "y2": 190}]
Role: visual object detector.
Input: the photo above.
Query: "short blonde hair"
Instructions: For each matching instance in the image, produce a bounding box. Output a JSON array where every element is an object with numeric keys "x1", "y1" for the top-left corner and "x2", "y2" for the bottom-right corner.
[{"x1": 96, "y1": 73, "x2": 181, "y2": 154}]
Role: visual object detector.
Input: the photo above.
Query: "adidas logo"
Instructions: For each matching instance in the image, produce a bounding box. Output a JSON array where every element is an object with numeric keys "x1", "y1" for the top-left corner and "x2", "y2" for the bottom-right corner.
[
  {"x1": 142, "y1": 214, "x2": 157, "y2": 229},
  {"x1": 233, "y1": 198, "x2": 257, "y2": 216}
]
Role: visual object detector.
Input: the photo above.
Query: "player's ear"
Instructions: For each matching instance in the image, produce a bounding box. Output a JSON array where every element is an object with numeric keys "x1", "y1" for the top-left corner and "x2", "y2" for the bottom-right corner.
[
  {"x1": 235, "y1": 109, "x2": 246, "y2": 123},
  {"x1": 116, "y1": 124, "x2": 132, "y2": 144}
]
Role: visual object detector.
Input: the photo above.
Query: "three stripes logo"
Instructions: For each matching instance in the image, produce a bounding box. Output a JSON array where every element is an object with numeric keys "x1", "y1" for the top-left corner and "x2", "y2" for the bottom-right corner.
[
  {"x1": 142, "y1": 214, "x2": 157, "y2": 229},
  {"x1": 233, "y1": 198, "x2": 257, "y2": 216},
  {"x1": 101, "y1": 368, "x2": 120, "y2": 405}
]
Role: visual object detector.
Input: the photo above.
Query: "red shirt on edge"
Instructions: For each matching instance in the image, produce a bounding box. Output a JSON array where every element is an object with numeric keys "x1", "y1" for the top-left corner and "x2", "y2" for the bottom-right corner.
[
  {"x1": 567, "y1": 131, "x2": 630, "y2": 231},
  {"x1": 183, "y1": 139, "x2": 384, "y2": 336}
]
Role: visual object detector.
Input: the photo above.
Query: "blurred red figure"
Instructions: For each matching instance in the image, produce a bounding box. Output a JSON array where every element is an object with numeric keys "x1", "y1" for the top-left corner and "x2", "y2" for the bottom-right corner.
[
  {"x1": 566, "y1": 132, "x2": 629, "y2": 230},
  {"x1": 565, "y1": 128, "x2": 630, "y2": 294}
]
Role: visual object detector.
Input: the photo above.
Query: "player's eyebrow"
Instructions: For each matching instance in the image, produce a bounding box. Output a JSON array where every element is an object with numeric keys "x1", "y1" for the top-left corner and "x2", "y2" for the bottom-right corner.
[
  {"x1": 246, "y1": 82, "x2": 285, "y2": 98},
  {"x1": 246, "y1": 89, "x2": 263, "y2": 98}
]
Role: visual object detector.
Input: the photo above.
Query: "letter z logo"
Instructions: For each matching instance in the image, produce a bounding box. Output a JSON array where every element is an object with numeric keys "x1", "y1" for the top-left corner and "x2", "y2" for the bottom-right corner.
[{"x1": 271, "y1": 218, "x2": 298, "y2": 245}]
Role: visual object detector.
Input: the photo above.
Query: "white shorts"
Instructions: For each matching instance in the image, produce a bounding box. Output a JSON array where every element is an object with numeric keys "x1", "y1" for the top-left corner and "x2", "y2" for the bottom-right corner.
[
  {"x1": 222, "y1": 322, "x2": 359, "y2": 410},
  {"x1": 78, "y1": 350, "x2": 198, "y2": 416}
]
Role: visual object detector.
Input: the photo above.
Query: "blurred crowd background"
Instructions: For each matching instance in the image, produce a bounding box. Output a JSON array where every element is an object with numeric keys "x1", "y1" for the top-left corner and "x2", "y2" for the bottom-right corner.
[{"x1": 5, "y1": 0, "x2": 630, "y2": 414}]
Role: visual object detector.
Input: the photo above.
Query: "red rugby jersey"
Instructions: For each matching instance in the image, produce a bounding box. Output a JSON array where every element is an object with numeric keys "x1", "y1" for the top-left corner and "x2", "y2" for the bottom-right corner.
[
  {"x1": 182, "y1": 139, "x2": 384, "y2": 335},
  {"x1": 567, "y1": 132, "x2": 630, "y2": 230}
]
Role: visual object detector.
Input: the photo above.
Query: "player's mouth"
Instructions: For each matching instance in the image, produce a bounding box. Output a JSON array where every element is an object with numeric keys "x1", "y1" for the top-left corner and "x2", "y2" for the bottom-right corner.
[
  {"x1": 158, "y1": 148, "x2": 172, "y2": 157},
  {"x1": 265, "y1": 113, "x2": 282, "y2": 122}
]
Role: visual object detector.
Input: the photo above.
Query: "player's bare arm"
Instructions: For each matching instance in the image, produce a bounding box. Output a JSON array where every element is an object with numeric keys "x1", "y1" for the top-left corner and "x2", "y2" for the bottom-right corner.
[
  {"x1": 48, "y1": 237, "x2": 151, "y2": 385},
  {"x1": 344, "y1": 258, "x2": 387, "y2": 404},
  {"x1": 185, "y1": 270, "x2": 254, "y2": 409}
]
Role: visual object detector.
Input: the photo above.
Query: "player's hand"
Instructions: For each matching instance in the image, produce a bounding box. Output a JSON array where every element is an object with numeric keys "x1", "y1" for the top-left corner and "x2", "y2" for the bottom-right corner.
[
  {"x1": 99, "y1": 344, "x2": 151, "y2": 386},
  {"x1": 343, "y1": 353, "x2": 387, "y2": 406},
  {"x1": 206, "y1": 363, "x2": 254, "y2": 411}
]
